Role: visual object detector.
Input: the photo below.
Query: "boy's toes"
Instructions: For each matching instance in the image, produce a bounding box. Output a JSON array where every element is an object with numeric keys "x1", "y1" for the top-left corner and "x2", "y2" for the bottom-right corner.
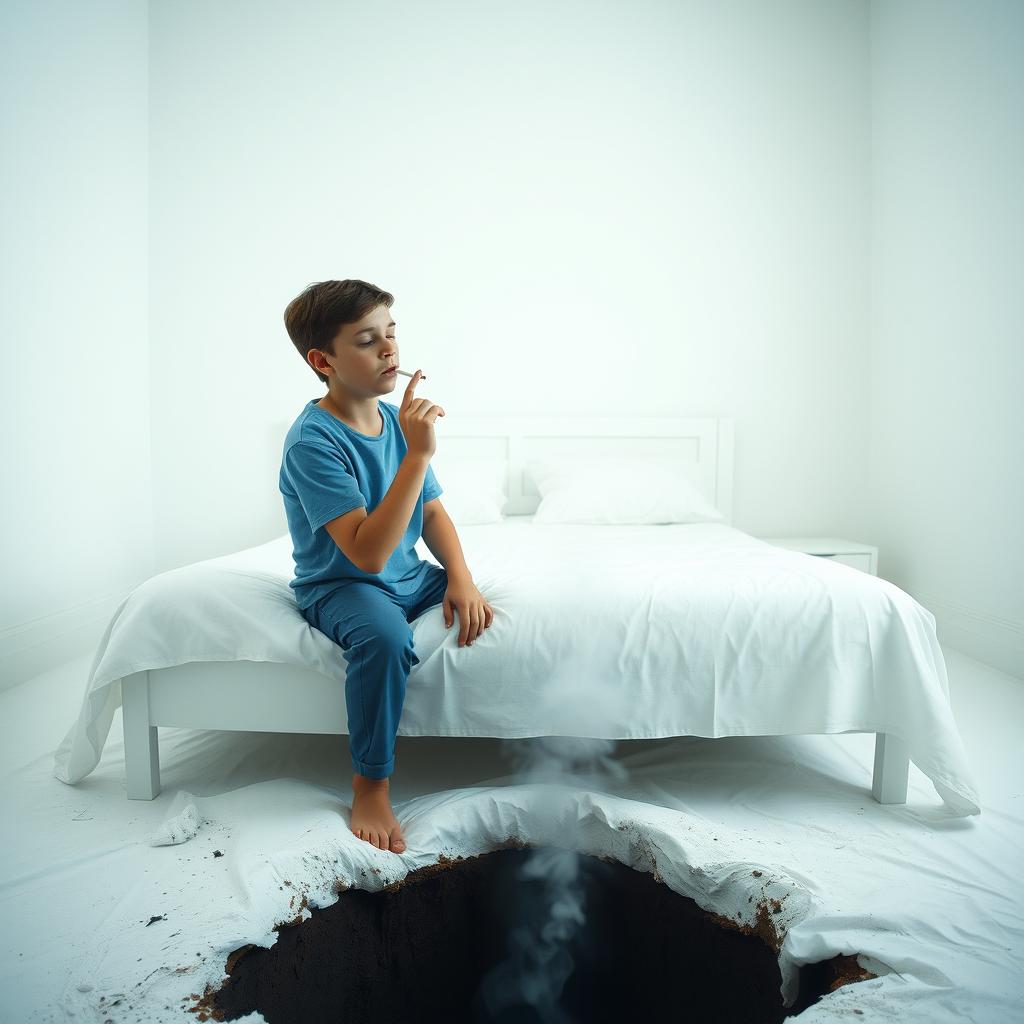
[{"x1": 389, "y1": 830, "x2": 406, "y2": 853}]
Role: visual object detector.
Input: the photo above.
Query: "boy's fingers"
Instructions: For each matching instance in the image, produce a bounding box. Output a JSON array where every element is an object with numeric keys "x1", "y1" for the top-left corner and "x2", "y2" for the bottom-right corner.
[
  {"x1": 402, "y1": 369, "x2": 423, "y2": 407},
  {"x1": 451, "y1": 601, "x2": 495, "y2": 645},
  {"x1": 461, "y1": 606, "x2": 477, "y2": 646}
]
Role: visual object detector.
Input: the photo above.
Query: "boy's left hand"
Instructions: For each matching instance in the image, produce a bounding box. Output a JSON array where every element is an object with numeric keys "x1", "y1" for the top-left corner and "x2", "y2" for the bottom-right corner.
[{"x1": 443, "y1": 577, "x2": 494, "y2": 647}]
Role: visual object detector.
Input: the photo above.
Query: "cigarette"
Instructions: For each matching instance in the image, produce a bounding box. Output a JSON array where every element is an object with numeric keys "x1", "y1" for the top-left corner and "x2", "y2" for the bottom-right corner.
[{"x1": 394, "y1": 368, "x2": 424, "y2": 379}]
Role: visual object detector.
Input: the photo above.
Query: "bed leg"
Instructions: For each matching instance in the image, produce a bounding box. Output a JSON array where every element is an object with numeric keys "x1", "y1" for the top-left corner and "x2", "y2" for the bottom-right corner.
[
  {"x1": 122, "y1": 671, "x2": 161, "y2": 800},
  {"x1": 871, "y1": 732, "x2": 909, "y2": 805}
]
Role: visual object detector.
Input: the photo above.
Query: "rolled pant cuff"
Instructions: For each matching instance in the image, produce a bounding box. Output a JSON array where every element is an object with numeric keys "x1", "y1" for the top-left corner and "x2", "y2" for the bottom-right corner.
[{"x1": 352, "y1": 758, "x2": 394, "y2": 780}]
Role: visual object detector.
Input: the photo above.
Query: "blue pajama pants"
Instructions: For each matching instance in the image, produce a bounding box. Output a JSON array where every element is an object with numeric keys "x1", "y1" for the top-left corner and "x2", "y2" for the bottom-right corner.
[{"x1": 301, "y1": 563, "x2": 449, "y2": 780}]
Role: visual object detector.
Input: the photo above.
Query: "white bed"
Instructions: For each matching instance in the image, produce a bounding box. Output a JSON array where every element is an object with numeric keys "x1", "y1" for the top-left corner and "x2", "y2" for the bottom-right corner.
[{"x1": 52, "y1": 415, "x2": 980, "y2": 816}]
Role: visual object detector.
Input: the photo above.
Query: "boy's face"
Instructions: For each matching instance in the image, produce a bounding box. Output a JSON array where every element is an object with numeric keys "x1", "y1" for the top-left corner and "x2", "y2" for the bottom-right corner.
[{"x1": 311, "y1": 305, "x2": 400, "y2": 392}]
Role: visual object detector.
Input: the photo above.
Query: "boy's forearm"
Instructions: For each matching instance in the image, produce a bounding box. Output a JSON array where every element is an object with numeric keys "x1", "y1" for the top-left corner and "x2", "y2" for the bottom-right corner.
[
  {"x1": 356, "y1": 452, "x2": 430, "y2": 573},
  {"x1": 422, "y1": 509, "x2": 473, "y2": 582}
]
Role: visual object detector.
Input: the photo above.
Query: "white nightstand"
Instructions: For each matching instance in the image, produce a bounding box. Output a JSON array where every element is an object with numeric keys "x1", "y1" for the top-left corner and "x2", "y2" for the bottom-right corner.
[{"x1": 757, "y1": 537, "x2": 878, "y2": 576}]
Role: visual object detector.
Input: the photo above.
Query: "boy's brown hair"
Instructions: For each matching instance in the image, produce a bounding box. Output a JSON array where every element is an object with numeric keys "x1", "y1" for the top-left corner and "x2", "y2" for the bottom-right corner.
[{"x1": 284, "y1": 279, "x2": 395, "y2": 385}]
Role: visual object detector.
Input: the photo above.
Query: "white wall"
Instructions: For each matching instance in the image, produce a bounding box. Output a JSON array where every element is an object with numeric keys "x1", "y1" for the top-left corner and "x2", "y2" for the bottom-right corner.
[
  {"x1": 2, "y1": 0, "x2": 1019, "y2": 690},
  {"x1": 147, "y1": 0, "x2": 870, "y2": 561},
  {"x1": 869, "y1": 0, "x2": 1023, "y2": 677},
  {"x1": 1, "y1": 0, "x2": 153, "y2": 687}
]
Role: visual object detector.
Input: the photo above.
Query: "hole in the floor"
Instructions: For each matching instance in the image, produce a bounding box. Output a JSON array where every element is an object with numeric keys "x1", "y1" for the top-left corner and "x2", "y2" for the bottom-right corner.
[{"x1": 195, "y1": 846, "x2": 876, "y2": 1023}]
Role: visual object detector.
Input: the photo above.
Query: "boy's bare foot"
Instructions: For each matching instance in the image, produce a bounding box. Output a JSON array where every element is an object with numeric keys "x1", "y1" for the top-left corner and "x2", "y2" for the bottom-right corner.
[{"x1": 350, "y1": 774, "x2": 406, "y2": 854}]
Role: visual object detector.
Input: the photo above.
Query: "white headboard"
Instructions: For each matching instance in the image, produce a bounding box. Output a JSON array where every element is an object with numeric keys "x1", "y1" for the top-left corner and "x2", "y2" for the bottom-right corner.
[{"x1": 275, "y1": 411, "x2": 735, "y2": 525}]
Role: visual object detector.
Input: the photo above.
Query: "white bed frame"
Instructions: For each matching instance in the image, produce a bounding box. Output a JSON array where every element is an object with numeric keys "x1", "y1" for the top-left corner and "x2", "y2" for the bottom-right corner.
[{"x1": 122, "y1": 413, "x2": 910, "y2": 805}]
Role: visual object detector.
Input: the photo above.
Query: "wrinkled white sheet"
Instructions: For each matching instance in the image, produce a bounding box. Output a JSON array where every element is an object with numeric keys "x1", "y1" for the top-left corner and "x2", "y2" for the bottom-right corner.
[{"x1": 53, "y1": 520, "x2": 980, "y2": 817}]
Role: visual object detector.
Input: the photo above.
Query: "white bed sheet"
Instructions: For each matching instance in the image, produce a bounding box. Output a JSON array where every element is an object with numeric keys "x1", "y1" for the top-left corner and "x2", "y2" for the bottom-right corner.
[{"x1": 53, "y1": 519, "x2": 980, "y2": 817}]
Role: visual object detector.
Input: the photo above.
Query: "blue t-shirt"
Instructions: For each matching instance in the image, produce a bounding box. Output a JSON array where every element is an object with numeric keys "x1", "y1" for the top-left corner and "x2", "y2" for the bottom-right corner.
[{"x1": 279, "y1": 398, "x2": 443, "y2": 610}]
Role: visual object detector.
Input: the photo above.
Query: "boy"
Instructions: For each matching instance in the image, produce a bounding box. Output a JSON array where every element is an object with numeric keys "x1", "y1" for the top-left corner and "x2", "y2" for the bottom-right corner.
[{"x1": 280, "y1": 279, "x2": 493, "y2": 854}]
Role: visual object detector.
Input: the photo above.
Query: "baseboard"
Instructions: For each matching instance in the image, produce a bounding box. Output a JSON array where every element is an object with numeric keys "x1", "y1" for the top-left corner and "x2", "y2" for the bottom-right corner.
[
  {"x1": 0, "y1": 587, "x2": 131, "y2": 694},
  {"x1": 911, "y1": 587, "x2": 1024, "y2": 683}
]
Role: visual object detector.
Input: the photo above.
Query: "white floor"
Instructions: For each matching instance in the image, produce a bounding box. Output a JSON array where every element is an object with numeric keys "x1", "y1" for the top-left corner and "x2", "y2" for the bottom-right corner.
[{"x1": 1, "y1": 644, "x2": 1022, "y2": 1023}]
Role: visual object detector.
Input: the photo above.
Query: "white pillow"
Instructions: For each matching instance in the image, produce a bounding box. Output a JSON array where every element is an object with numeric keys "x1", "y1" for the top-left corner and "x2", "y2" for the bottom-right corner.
[
  {"x1": 525, "y1": 455, "x2": 725, "y2": 525},
  {"x1": 427, "y1": 455, "x2": 507, "y2": 524}
]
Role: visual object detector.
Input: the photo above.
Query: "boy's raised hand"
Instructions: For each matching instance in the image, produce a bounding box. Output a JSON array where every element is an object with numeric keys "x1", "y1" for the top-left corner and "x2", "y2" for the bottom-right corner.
[
  {"x1": 396, "y1": 369, "x2": 493, "y2": 647},
  {"x1": 399, "y1": 369, "x2": 445, "y2": 460}
]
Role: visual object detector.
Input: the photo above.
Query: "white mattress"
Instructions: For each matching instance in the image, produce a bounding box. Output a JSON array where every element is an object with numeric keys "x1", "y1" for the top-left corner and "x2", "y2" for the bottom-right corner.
[{"x1": 52, "y1": 519, "x2": 980, "y2": 816}]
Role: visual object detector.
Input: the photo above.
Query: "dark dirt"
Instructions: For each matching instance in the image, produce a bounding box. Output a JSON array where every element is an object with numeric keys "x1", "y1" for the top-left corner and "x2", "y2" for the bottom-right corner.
[{"x1": 189, "y1": 845, "x2": 875, "y2": 1023}]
